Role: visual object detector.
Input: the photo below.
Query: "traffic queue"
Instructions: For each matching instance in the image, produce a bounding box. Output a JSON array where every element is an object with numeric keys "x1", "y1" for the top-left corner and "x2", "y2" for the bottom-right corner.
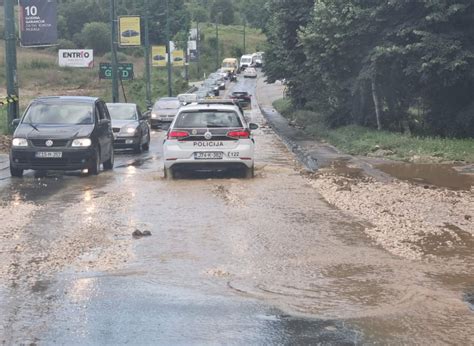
[{"x1": 9, "y1": 54, "x2": 262, "y2": 179}]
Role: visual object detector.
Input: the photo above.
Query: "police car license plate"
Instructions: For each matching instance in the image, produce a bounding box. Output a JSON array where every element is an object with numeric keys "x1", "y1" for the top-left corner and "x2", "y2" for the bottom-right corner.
[
  {"x1": 194, "y1": 152, "x2": 223, "y2": 160},
  {"x1": 36, "y1": 152, "x2": 62, "y2": 158}
]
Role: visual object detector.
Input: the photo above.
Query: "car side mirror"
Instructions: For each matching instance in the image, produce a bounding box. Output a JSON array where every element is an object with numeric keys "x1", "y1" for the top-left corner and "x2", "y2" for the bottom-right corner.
[
  {"x1": 99, "y1": 118, "x2": 110, "y2": 126},
  {"x1": 11, "y1": 119, "x2": 20, "y2": 128},
  {"x1": 249, "y1": 123, "x2": 259, "y2": 130},
  {"x1": 142, "y1": 112, "x2": 151, "y2": 120}
]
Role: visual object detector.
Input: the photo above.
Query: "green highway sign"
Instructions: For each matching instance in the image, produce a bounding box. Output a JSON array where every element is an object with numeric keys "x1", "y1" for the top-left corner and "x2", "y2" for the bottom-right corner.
[{"x1": 99, "y1": 63, "x2": 134, "y2": 80}]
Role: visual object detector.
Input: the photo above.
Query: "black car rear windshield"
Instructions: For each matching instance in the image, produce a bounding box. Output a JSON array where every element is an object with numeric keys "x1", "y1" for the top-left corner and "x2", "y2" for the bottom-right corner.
[
  {"x1": 174, "y1": 111, "x2": 242, "y2": 128},
  {"x1": 107, "y1": 104, "x2": 137, "y2": 120},
  {"x1": 23, "y1": 101, "x2": 94, "y2": 125}
]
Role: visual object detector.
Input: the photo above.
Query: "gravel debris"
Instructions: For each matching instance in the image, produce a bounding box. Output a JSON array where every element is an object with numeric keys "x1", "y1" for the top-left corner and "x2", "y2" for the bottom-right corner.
[{"x1": 308, "y1": 168, "x2": 473, "y2": 260}]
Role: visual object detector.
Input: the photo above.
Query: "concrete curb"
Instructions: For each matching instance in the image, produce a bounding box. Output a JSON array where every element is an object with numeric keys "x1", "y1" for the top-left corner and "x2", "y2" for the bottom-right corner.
[{"x1": 259, "y1": 105, "x2": 318, "y2": 172}]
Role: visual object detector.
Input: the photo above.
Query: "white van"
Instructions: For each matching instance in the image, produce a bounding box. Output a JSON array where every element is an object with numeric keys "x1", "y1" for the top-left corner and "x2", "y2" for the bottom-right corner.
[{"x1": 239, "y1": 54, "x2": 255, "y2": 70}]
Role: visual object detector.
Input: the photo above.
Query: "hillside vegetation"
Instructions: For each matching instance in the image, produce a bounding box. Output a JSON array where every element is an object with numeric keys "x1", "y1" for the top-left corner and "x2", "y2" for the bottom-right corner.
[{"x1": 0, "y1": 0, "x2": 267, "y2": 133}]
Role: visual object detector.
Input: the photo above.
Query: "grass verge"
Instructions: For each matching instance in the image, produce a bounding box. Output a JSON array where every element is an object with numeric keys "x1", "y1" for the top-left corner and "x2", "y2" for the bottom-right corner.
[
  {"x1": 0, "y1": 107, "x2": 7, "y2": 135},
  {"x1": 273, "y1": 98, "x2": 474, "y2": 163}
]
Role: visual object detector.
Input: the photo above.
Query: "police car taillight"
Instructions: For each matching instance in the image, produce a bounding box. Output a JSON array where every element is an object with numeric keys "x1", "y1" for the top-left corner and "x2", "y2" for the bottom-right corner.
[
  {"x1": 227, "y1": 130, "x2": 250, "y2": 139},
  {"x1": 168, "y1": 131, "x2": 189, "y2": 139}
]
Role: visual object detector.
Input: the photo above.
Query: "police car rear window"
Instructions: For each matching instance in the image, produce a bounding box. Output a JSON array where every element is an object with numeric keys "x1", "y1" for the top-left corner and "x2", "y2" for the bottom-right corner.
[{"x1": 174, "y1": 111, "x2": 242, "y2": 128}]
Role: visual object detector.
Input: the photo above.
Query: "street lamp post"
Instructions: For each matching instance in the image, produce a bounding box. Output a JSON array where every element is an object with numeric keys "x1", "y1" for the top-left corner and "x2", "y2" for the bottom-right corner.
[
  {"x1": 196, "y1": 21, "x2": 201, "y2": 78},
  {"x1": 110, "y1": 0, "x2": 119, "y2": 103},
  {"x1": 243, "y1": 19, "x2": 246, "y2": 54},
  {"x1": 4, "y1": 0, "x2": 19, "y2": 128},
  {"x1": 144, "y1": 0, "x2": 152, "y2": 108},
  {"x1": 166, "y1": 0, "x2": 172, "y2": 97}
]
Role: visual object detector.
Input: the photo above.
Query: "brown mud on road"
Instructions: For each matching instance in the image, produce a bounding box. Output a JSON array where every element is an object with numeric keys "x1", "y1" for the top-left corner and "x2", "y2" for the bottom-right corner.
[
  {"x1": 257, "y1": 76, "x2": 474, "y2": 343},
  {"x1": 257, "y1": 76, "x2": 473, "y2": 261}
]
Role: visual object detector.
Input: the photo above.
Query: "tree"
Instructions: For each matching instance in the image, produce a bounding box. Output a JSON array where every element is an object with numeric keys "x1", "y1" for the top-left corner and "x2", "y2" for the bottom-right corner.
[
  {"x1": 210, "y1": 0, "x2": 235, "y2": 25},
  {"x1": 264, "y1": 0, "x2": 474, "y2": 137},
  {"x1": 263, "y1": 0, "x2": 315, "y2": 107}
]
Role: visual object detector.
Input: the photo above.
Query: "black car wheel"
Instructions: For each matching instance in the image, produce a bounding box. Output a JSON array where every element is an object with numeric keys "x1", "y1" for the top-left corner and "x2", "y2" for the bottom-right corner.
[
  {"x1": 89, "y1": 147, "x2": 101, "y2": 175},
  {"x1": 133, "y1": 137, "x2": 143, "y2": 154},
  {"x1": 10, "y1": 165, "x2": 24, "y2": 178},
  {"x1": 103, "y1": 148, "x2": 114, "y2": 170},
  {"x1": 142, "y1": 133, "x2": 150, "y2": 151}
]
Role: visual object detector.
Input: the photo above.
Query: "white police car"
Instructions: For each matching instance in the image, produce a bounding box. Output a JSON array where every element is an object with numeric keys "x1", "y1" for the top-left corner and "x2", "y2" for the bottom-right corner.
[{"x1": 162, "y1": 100, "x2": 258, "y2": 179}]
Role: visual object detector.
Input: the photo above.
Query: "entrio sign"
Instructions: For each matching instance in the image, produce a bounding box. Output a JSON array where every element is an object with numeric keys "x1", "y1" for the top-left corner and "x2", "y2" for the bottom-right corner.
[
  {"x1": 58, "y1": 49, "x2": 94, "y2": 68},
  {"x1": 62, "y1": 51, "x2": 91, "y2": 59}
]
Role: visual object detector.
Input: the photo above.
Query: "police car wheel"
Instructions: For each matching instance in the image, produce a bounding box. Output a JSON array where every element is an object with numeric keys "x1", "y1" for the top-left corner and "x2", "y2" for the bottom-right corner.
[
  {"x1": 164, "y1": 167, "x2": 174, "y2": 180},
  {"x1": 244, "y1": 166, "x2": 254, "y2": 179}
]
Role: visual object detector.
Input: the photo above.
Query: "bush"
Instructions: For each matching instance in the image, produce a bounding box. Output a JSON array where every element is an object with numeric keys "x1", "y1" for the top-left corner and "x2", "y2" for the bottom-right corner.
[
  {"x1": 293, "y1": 110, "x2": 327, "y2": 128},
  {"x1": 81, "y1": 22, "x2": 110, "y2": 55},
  {"x1": 273, "y1": 98, "x2": 293, "y2": 117}
]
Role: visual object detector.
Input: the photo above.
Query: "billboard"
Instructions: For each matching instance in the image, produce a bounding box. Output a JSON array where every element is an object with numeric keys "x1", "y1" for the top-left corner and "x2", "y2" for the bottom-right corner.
[
  {"x1": 172, "y1": 50, "x2": 185, "y2": 66},
  {"x1": 118, "y1": 16, "x2": 141, "y2": 46},
  {"x1": 59, "y1": 50, "x2": 94, "y2": 68},
  {"x1": 19, "y1": 0, "x2": 58, "y2": 47},
  {"x1": 152, "y1": 46, "x2": 167, "y2": 67}
]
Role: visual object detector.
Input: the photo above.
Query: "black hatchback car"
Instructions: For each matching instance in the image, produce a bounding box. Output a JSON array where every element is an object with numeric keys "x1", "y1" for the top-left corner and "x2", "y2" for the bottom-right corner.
[{"x1": 9, "y1": 96, "x2": 114, "y2": 177}]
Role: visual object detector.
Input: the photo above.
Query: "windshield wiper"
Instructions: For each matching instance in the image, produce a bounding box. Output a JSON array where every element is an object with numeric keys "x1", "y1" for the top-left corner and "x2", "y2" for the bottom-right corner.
[
  {"x1": 206, "y1": 125, "x2": 227, "y2": 128},
  {"x1": 27, "y1": 123, "x2": 39, "y2": 131}
]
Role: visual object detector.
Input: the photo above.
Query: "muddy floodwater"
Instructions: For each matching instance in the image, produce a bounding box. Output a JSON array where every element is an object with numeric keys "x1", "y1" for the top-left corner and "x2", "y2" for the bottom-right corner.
[
  {"x1": 0, "y1": 76, "x2": 473, "y2": 344},
  {"x1": 377, "y1": 162, "x2": 474, "y2": 190}
]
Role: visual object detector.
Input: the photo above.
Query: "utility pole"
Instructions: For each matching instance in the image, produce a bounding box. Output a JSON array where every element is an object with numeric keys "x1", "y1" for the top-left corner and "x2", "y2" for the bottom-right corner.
[
  {"x1": 166, "y1": 0, "x2": 172, "y2": 97},
  {"x1": 4, "y1": 0, "x2": 19, "y2": 128},
  {"x1": 184, "y1": 39, "x2": 189, "y2": 83},
  {"x1": 196, "y1": 21, "x2": 200, "y2": 78},
  {"x1": 215, "y1": 19, "x2": 219, "y2": 71},
  {"x1": 110, "y1": 0, "x2": 119, "y2": 103},
  {"x1": 144, "y1": 0, "x2": 151, "y2": 109},
  {"x1": 243, "y1": 19, "x2": 246, "y2": 54}
]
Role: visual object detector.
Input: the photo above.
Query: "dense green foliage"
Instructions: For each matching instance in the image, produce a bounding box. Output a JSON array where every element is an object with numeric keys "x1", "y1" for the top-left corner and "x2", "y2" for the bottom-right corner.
[
  {"x1": 274, "y1": 98, "x2": 474, "y2": 163},
  {"x1": 264, "y1": 0, "x2": 474, "y2": 138}
]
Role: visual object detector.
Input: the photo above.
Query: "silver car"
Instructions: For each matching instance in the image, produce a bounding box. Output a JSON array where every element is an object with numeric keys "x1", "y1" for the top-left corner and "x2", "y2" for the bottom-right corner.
[{"x1": 150, "y1": 97, "x2": 181, "y2": 128}]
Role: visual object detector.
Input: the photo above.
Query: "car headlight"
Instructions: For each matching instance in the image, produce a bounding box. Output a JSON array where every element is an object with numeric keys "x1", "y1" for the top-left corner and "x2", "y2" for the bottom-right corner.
[
  {"x1": 12, "y1": 138, "x2": 28, "y2": 147},
  {"x1": 151, "y1": 113, "x2": 157, "y2": 119},
  {"x1": 71, "y1": 138, "x2": 92, "y2": 147},
  {"x1": 121, "y1": 126, "x2": 137, "y2": 136}
]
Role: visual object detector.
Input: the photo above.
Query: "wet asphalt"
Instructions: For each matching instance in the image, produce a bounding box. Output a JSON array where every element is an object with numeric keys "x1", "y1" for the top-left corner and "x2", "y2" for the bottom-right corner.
[{"x1": 0, "y1": 75, "x2": 473, "y2": 345}]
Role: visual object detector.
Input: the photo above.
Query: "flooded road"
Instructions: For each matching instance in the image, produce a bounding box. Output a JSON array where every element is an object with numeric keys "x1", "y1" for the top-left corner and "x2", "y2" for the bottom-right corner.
[{"x1": 0, "y1": 75, "x2": 473, "y2": 344}]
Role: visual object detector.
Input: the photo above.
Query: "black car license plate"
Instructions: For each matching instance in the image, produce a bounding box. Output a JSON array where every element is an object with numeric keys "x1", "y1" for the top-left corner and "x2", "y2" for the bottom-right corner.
[
  {"x1": 35, "y1": 152, "x2": 63, "y2": 158},
  {"x1": 194, "y1": 152, "x2": 223, "y2": 160}
]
